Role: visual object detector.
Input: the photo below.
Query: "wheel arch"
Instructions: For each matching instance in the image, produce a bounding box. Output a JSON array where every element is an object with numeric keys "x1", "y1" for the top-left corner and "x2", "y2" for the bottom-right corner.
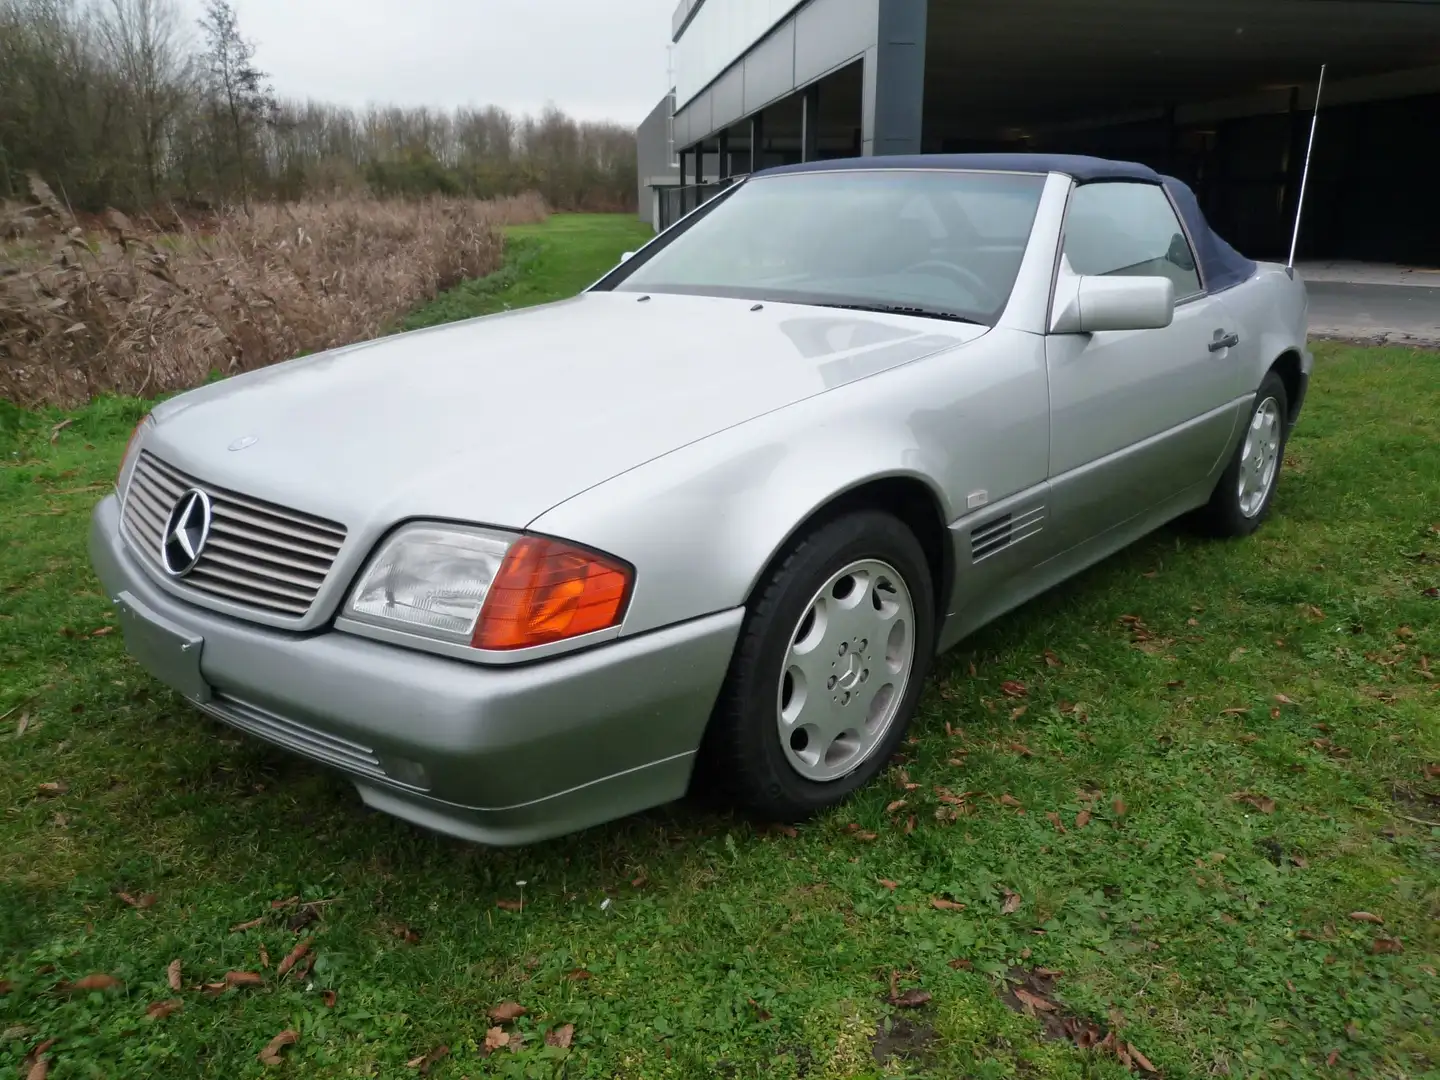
[
  {"x1": 1268, "y1": 348, "x2": 1305, "y2": 424},
  {"x1": 742, "y1": 473, "x2": 954, "y2": 633}
]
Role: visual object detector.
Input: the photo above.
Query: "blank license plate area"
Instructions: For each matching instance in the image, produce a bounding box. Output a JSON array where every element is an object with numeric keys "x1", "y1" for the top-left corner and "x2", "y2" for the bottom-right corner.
[{"x1": 114, "y1": 590, "x2": 212, "y2": 703}]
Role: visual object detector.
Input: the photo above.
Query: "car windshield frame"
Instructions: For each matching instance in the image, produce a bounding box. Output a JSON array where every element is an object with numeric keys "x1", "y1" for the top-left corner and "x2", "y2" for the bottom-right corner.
[{"x1": 593, "y1": 168, "x2": 1048, "y2": 327}]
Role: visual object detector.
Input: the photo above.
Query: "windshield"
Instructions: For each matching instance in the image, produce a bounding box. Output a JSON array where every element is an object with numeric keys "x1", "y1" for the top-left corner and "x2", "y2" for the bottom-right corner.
[{"x1": 608, "y1": 170, "x2": 1046, "y2": 325}]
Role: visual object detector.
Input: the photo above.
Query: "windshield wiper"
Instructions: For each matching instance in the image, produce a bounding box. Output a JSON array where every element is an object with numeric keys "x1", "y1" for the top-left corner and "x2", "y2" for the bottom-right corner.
[{"x1": 813, "y1": 301, "x2": 985, "y2": 326}]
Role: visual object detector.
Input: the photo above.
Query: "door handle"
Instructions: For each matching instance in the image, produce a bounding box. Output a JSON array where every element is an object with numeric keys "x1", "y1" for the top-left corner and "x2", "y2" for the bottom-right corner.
[{"x1": 1209, "y1": 331, "x2": 1240, "y2": 352}]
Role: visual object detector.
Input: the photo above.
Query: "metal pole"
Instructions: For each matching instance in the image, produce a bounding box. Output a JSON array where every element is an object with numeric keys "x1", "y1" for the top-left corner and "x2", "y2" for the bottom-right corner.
[{"x1": 1287, "y1": 64, "x2": 1326, "y2": 269}]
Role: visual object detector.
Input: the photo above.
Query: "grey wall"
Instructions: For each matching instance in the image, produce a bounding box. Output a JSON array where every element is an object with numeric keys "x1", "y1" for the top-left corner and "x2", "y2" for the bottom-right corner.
[
  {"x1": 670, "y1": 0, "x2": 925, "y2": 158},
  {"x1": 673, "y1": 0, "x2": 880, "y2": 147},
  {"x1": 636, "y1": 92, "x2": 679, "y2": 221}
]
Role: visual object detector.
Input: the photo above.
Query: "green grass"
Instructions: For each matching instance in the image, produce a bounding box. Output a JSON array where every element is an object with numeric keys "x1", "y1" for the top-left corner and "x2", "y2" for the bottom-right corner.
[
  {"x1": 2, "y1": 216, "x2": 1438, "y2": 1078},
  {"x1": 400, "y1": 213, "x2": 655, "y2": 330}
]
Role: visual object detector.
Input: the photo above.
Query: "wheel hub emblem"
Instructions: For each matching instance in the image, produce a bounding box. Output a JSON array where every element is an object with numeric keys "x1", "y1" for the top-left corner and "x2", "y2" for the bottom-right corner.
[
  {"x1": 161, "y1": 488, "x2": 213, "y2": 577},
  {"x1": 836, "y1": 653, "x2": 862, "y2": 691}
]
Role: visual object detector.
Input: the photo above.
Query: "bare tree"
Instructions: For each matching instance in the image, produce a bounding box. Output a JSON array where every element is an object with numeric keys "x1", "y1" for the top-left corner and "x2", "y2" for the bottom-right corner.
[
  {"x1": 197, "y1": 0, "x2": 272, "y2": 207},
  {"x1": 97, "y1": 0, "x2": 189, "y2": 200}
]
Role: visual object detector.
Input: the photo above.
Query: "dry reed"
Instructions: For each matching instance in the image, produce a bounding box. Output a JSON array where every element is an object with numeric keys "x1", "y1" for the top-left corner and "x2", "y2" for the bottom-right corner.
[{"x1": 1, "y1": 178, "x2": 547, "y2": 407}]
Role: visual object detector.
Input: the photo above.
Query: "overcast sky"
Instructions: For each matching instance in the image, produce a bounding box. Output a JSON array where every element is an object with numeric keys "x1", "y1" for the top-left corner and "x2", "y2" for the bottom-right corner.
[{"x1": 180, "y1": 0, "x2": 678, "y2": 126}]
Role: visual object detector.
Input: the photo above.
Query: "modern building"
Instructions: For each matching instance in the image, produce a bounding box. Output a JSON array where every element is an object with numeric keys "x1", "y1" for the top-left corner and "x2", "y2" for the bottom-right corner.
[{"x1": 640, "y1": 0, "x2": 1440, "y2": 263}]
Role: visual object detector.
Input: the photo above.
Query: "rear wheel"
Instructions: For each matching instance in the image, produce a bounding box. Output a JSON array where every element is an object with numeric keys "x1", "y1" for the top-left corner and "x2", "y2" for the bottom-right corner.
[
  {"x1": 1198, "y1": 370, "x2": 1289, "y2": 537},
  {"x1": 702, "y1": 510, "x2": 935, "y2": 821}
]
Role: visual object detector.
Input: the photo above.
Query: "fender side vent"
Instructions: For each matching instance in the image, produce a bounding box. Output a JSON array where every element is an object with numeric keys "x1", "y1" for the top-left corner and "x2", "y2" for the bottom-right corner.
[{"x1": 970, "y1": 506, "x2": 1045, "y2": 563}]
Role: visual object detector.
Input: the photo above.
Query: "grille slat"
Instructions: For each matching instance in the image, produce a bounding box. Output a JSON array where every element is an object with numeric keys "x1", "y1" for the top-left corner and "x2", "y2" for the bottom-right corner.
[
  {"x1": 121, "y1": 451, "x2": 346, "y2": 620},
  {"x1": 970, "y1": 507, "x2": 1046, "y2": 563}
]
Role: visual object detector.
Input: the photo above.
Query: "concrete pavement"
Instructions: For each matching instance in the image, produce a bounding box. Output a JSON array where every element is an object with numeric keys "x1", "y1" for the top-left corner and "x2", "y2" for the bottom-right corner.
[{"x1": 1289, "y1": 262, "x2": 1440, "y2": 347}]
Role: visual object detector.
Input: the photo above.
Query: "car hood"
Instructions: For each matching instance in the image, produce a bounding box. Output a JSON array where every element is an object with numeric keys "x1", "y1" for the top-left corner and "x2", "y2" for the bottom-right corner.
[{"x1": 146, "y1": 292, "x2": 981, "y2": 530}]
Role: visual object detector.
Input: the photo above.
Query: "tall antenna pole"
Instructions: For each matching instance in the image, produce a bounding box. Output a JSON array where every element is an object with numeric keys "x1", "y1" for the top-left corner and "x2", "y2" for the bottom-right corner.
[{"x1": 1288, "y1": 64, "x2": 1327, "y2": 269}]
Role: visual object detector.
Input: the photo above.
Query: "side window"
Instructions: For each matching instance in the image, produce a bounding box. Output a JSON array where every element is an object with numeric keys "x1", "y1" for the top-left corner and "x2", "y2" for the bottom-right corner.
[{"x1": 1063, "y1": 182, "x2": 1202, "y2": 298}]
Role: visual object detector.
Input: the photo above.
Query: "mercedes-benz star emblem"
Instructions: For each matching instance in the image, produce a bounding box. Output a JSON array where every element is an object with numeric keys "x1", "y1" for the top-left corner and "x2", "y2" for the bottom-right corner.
[{"x1": 161, "y1": 488, "x2": 213, "y2": 577}]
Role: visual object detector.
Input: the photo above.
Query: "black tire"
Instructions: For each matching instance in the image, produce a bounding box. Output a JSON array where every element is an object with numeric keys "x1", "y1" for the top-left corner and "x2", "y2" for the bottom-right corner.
[
  {"x1": 1197, "y1": 370, "x2": 1290, "y2": 537},
  {"x1": 701, "y1": 510, "x2": 936, "y2": 822}
]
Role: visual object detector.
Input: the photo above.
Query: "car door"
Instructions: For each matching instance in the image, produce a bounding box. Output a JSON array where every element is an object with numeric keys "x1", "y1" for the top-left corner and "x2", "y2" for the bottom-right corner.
[{"x1": 1044, "y1": 180, "x2": 1241, "y2": 553}]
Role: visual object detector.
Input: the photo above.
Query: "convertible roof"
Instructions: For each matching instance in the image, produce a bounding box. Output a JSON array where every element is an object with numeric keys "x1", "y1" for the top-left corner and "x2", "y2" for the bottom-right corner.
[
  {"x1": 754, "y1": 153, "x2": 1258, "y2": 295},
  {"x1": 758, "y1": 153, "x2": 1160, "y2": 184}
]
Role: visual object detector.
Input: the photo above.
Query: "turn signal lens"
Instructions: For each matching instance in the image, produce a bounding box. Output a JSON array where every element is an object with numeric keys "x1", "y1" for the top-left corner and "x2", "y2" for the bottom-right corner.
[
  {"x1": 116, "y1": 414, "x2": 152, "y2": 488},
  {"x1": 473, "y1": 537, "x2": 632, "y2": 650}
]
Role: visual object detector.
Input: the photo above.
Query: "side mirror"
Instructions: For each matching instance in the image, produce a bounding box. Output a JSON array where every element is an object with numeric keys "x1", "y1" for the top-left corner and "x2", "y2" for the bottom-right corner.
[
  {"x1": 619, "y1": 251, "x2": 635, "y2": 263},
  {"x1": 1051, "y1": 274, "x2": 1176, "y2": 334}
]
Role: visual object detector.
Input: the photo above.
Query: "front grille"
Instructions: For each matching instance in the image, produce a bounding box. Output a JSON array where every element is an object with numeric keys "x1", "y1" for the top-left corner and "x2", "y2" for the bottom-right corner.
[
  {"x1": 122, "y1": 451, "x2": 347, "y2": 618},
  {"x1": 197, "y1": 693, "x2": 390, "y2": 782}
]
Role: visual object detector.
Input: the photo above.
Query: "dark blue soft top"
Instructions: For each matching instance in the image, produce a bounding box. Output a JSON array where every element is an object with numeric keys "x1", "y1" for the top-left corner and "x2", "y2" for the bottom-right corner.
[{"x1": 756, "y1": 153, "x2": 1258, "y2": 295}]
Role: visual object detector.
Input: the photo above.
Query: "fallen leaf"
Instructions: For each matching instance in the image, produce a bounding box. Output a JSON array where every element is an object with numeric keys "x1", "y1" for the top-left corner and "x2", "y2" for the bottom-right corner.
[
  {"x1": 1035, "y1": 967, "x2": 1063, "y2": 978},
  {"x1": 270, "y1": 896, "x2": 299, "y2": 909},
  {"x1": 26, "y1": 1060, "x2": 49, "y2": 1080},
  {"x1": 886, "y1": 799, "x2": 908, "y2": 813},
  {"x1": 545, "y1": 1023, "x2": 575, "y2": 1049},
  {"x1": 1075, "y1": 810, "x2": 1091, "y2": 829},
  {"x1": 1371, "y1": 937, "x2": 1403, "y2": 954},
  {"x1": 259, "y1": 945, "x2": 270, "y2": 969},
  {"x1": 392, "y1": 923, "x2": 422, "y2": 942},
  {"x1": 0, "y1": 980, "x2": 11, "y2": 995},
  {"x1": 1274, "y1": 693, "x2": 1297, "y2": 706},
  {"x1": 49, "y1": 419, "x2": 73, "y2": 443},
  {"x1": 225, "y1": 971, "x2": 264, "y2": 989},
  {"x1": 1112, "y1": 797, "x2": 1127, "y2": 817},
  {"x1": 91, "y1": 626, "x2": 114, "y2": 637},
  {"x1": 482, "y1": 1027, "x2": 509, "y2": 1054},
  {"x1": 258, "y1": 1029, "x2": 297, "y2": 1066},
  {"x1": 1396, "y1": 625, "x2": 1415, "y2": 638},
  {"x1": 64, "y1": 974, "x2": 121, "y2": 992},
  {"x1": 1045, "y1": 811, "x2": 1067, "y2": 833},
  {"x1": 1000, "y1": 889, "x2": 1023, "y2": 915},
  {"x1": 166, "y1": 960, "x2": 181, "y2": 991},
  {"x1": 230, "y1": 917, "x2": 266, "y2": 932},
  {"x1": 1001, "y1": 680, "x2": 1028, "y2": 698},
  {"x1": 146, "y1": 999, "x2": 182, "y2": 1020},
  {"x1": 999, "y1": 794, "x2": 1023, "y2": 808},
  {"x1": 931, "y1": 898, "x2": 965, "y2": 911},
  {"x1": 1424, "y1": 587, "x2": 1438, "y2": 599},
  {"x1": 1008, "y1": 742, "x2": 1034, "y2": 756},
  {"x1": 1010, "y1": 706, "x2": 1028, "y2": 721},
  {"x1": 1128, "y1": 1043, "x2": 1158, "y2": 1073},
  {"x1": 1349, "y1": 911, "x2": 1384, "y2": 925},
  {"x1": 1345, "y1": 1021, "x2": 1362, "y2": 1040},
  {"x1": 1221, "y1": 707, "x2": 1249, "y2": 716},
  {"x1": 487, "y1": 1001, "x2": 527, "y2": 1023},
  {"x1": 406, "y1": 1045, "x2": 449, "y2": 1074},
  {"x1": 1058, "y1": 700, "x2": 1076, "y2": 714},
  {"x1": 563, "y1": 969, "x2": 592, "y2": 982},
  {"x1": 1228, "y1": 647, "x2": 1248, "y2": 662},
  {"x1": 1043, "y1": 649, "x2": 1061, "y2": 668},
  {"x1": 1014, "y1": 987, "x2": 1056, "y2": 1012},
  {"x1": 322, "y1": 989, "x2": 336, "y2": 1007},
  {"x1": 1291, "y1": 854, "x2": 1309, "y2": 868},
  {"x1": 495, "y1": 899, "x2": 523, "y2": 912},
  {"x1": 1327, "y1": 1050, "x2": 1340, "y2": 1066},
  {"x1": 877, "y1": 878, "x2": 898, "y2": 891},
  {"x1": 948, "y1": 957, "x2": 973, "y2": 970},
  {"x1": 36, "y1": 782, "x2": 67, "y2": 797},
  {"x1": 904, "y1": 814, "x2": 916, "y2": 835},
  {"x1": 853, "y1": 830, "x2": 878, "y2": 841},
  {"x1": 276, "y1": 939, "x2": 311, "y2": 979},
  {"x1": 889, "y1": 988, "x2": 932, "y2": 1008},
  {"x1": 1230, "y1": 791, "x2": 1276, "y2": 814}
]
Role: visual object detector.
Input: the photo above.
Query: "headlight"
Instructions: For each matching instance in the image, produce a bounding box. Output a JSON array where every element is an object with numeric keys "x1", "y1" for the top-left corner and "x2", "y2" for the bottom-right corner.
[{"x1": 343, "y1": 523, "x2": 633, "y2": 652}]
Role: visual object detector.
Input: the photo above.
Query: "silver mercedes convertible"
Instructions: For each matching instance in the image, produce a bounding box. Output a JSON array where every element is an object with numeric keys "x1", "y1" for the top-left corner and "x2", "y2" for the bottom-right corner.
[{"x1": 90, "y1": 154, "x2": 1311, "y2": 845}]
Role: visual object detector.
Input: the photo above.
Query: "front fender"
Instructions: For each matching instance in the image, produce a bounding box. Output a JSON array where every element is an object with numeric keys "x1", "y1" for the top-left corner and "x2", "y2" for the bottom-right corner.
[{"x1": 529, "y1": 329, "x2": 1051, "y2": 637}]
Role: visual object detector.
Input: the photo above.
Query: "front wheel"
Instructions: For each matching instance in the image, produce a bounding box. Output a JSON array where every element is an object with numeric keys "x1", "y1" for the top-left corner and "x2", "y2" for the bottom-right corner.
[
  {"x1": 702, "y1": 510, "x2": 936, "y2": 821},
  {"x1": 1197, "y1": 370, "x2": 1290, "y2": 537}
]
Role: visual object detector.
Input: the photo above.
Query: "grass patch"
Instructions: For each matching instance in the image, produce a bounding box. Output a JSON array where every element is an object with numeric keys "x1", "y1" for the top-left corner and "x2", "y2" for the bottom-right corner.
[
  {"x1": 401, "y1": 212, "x2": 654, "y2": 330},
  {"x1": 1, "y1": 220, "x2": 1437, "y2": 1078}
]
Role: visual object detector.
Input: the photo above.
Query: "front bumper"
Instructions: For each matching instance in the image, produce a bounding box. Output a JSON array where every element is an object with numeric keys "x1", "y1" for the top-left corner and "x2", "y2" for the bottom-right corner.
[{"x1": 90, "y1": 495, "x2": 744, "y2": 845}]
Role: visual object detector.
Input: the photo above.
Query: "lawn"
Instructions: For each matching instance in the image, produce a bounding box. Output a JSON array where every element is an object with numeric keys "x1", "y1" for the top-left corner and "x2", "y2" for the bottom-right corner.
[{"x1": 1, "y1": 214, "x2": 1437, "y2": 1080}]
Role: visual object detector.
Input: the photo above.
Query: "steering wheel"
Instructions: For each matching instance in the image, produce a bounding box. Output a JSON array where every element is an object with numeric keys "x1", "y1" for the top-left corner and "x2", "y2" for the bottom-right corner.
[{"x1": 904, "y1": 260, "x2": 1000, "y2": 310}]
